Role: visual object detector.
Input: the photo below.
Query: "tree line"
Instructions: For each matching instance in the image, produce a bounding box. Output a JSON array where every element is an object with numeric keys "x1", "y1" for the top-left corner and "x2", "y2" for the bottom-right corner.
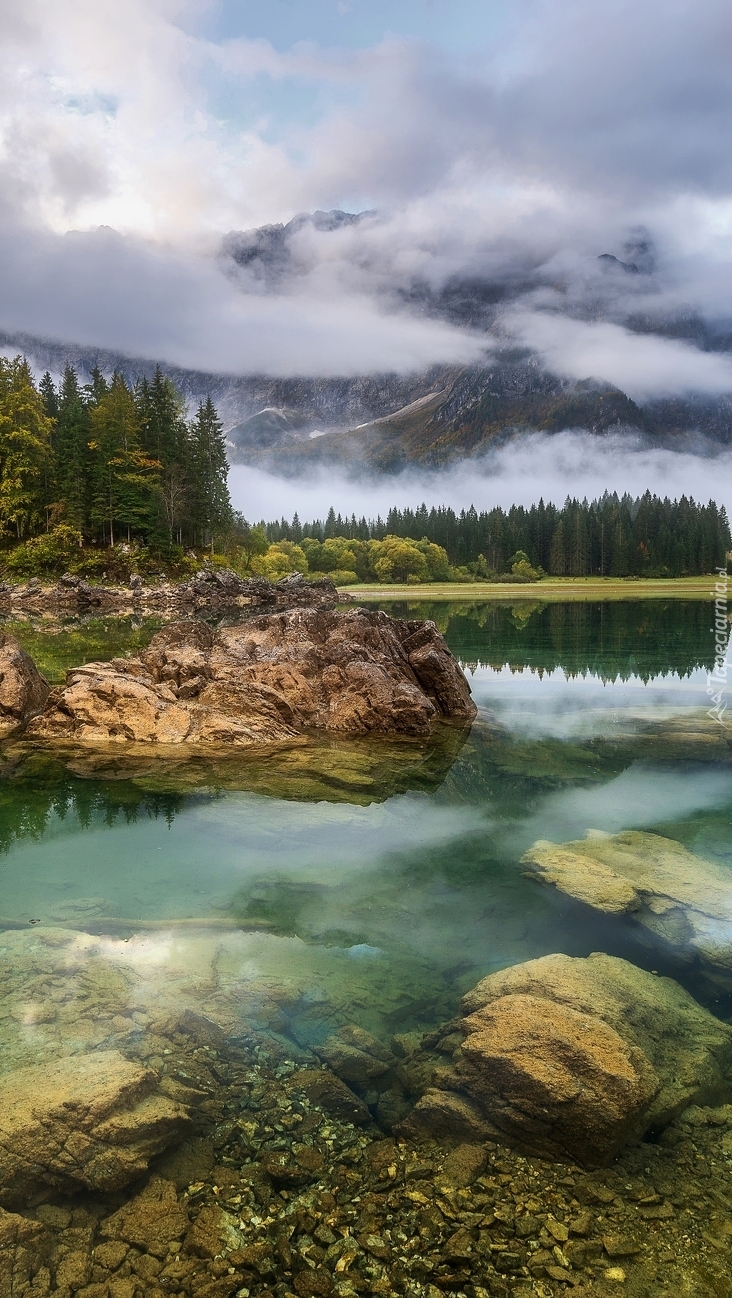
[
  {"x1": 260, "y1": 492, "x2": 731, "y2": 578},
  {"x1": 0, "y1": 355, "x2": 231, "y2": 552}
]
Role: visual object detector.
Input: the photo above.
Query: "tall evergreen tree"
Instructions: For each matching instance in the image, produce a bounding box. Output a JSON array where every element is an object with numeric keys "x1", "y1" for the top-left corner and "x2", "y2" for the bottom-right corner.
[
  {"x1": 0, "y1": 358, "x2": 53, "y2": 538},
  {"x1": 39, "y1": 372, "x2": 59, "y2": 419},
  {"x1": 188, "y1": 397, "x2": 231, "y2": 548},
  {"x1": 89, "y1": 373, "x2": 160, "y2": 545},
  {"x1": 53, "y1": 366, "x2": 91, "y2": 531},
  {"x1": 136, "y1": 368, "x2": 189, "y2": 542}
]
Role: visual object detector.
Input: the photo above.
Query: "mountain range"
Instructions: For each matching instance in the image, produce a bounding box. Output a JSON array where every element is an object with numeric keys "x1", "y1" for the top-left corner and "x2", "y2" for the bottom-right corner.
[{"x1": 3, "y1": 211, "x2": 731, "y2": 477}]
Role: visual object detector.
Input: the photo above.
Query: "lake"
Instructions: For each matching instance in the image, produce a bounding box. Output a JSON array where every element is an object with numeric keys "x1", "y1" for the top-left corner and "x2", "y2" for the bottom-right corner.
[{"x1": 1, "y1": 597, "x2": 729, "y2": 1069}]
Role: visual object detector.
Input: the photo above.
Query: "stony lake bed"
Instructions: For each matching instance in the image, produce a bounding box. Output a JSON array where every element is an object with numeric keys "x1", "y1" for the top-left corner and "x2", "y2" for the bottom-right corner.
[{"x1": 1, "y1": 595, "x2": 732, "y2": 1298}]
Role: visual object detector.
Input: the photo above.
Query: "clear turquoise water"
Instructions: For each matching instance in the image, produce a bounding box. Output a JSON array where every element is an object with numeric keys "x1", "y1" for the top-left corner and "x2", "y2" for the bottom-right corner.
[{"x1": 1, "y1": 599, "x2": 730, "y2": 1052}]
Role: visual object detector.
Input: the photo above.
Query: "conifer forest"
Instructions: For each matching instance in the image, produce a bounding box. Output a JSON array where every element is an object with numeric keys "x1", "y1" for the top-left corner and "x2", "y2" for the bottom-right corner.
[{"x1": 0, "y1": 355, "x2": 231, "y2": 553}]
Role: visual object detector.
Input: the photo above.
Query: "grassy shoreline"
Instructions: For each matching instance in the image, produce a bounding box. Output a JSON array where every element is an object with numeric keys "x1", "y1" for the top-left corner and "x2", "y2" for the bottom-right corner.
[{"x1": 339, "y1": 575, "x2": 722, "y2": 601}]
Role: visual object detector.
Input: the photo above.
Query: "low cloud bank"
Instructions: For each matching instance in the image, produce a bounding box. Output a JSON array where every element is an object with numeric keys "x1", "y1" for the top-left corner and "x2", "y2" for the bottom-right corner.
[
  {"x1": 505, "y1": 311, "x2": 732, "y2": 402},
  {"x1": 228, "y1": 430, "x2": 732, "y2": 522}
]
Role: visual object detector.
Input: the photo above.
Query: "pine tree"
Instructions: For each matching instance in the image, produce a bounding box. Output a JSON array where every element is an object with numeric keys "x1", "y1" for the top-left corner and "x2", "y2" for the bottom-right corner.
[
  {"x1": 39, "y1": 372, "x2": 59, "y2": 419},
  {"x1": 188, "y1": 397, "x2": 231, "y2": 549},
  {"x1": 53, "y1": 366, "x2": 91, "y2": 531},
  {"x1": 136, "y1": 368, "x2": 189, "y2": 542},
  {"x1": 0, "y1": 358, "x2": 53, "y2": 538},
  {"x1": 89, "y1": 373, "x2": 160, "y2": 545},
  {"x1": 549, "y1": 519, "x2": 567, "y2": 575}
]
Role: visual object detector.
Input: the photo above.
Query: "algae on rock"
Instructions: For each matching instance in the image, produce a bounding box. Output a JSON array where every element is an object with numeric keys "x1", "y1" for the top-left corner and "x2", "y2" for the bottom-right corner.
[
  {"x1": 401, "y1": 952, "x2": 732, "y2": 1166},
  {"x1": 522, "y1": 829, "x2": 732, "y2": 986}
]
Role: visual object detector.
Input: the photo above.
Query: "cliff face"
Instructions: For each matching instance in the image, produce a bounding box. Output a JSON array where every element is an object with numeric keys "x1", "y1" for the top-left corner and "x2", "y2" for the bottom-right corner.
[{"x1": 9, "y1": 328, "x2": 731, "y2": 477}]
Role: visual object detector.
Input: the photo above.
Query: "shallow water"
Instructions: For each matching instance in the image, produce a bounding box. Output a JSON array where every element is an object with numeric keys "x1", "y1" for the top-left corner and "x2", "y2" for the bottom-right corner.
[{"x1": 1, "y1": 597, "x2": 731, "y2": 1066}]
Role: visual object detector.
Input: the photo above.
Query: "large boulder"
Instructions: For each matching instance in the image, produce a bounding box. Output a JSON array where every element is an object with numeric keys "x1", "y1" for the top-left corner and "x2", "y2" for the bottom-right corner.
[
  {"x1": 522, "y1": 829, "x2": 732, "y2": 988},
  {"x1": 0, "y1": 1050, "x2": 192, "y2": 1206},
  {"x1": 402, "y1": 953, "x2": 732, "y2": 1166},
  {"x1": 0, "y1": 631, "x2": 49, "y2": 738},
  {"x1": 27, "y1": 607, "x2": 476, "y2": 747}
]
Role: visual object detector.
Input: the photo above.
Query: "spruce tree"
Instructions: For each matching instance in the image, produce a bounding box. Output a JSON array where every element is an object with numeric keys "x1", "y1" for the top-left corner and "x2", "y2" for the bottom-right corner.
[
  {"x1": 188, "y1": 397, "x2": 231, "y2": 549},
  {"x1": 39, "y1": 372, "x2": 59, "y2": 419},
  {"x1": 549, "y1": 519, "x2": 567, "y2": 575},
  {"x1": 89, "y1": 373, "x2": 160, "y2": 545},
  {"x1": 0, "y1": 357, "x2": 53, "y2": 538},
  {"x1": 136, "y1": 368, "x2": 188, "y2": 543},
  {"x1": 54, "y1": 366, "x2": 91, "y2": 532}
]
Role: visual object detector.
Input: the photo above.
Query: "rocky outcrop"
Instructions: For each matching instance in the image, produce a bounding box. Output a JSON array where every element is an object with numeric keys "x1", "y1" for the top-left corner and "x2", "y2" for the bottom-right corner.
[
  {"x1": 0, "y1": 570, "x2": 339, "y2": 615},
  {"x1": 0, "y1": 1050, "x2": 193, "y2": 1206},
  {"x1": 26, "y1": 607, "x2": 476, "y2": 747},
  {"x1": 522, "y1": 830, "x2": 732, "y2": 988},
  {"x1": 0, "y1": 632, "x2": 49, "y2": 738},
  {"x1": 401, "y1": 953, "x2": 732, "y2": 1166}
]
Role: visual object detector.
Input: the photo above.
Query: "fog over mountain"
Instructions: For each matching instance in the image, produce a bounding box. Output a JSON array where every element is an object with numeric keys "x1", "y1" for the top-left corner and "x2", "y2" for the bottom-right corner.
[{"x1": 1, "y1": 0, "x2": 731, "y2": 493}]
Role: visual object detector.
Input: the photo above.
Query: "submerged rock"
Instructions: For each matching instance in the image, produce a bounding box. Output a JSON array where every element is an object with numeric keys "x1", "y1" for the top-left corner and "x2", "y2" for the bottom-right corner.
[
  {"x1": 0, "y1": 1050, "x2": 192, "y2": 1206},
  {"x1": 402, "y1": 952, "x2": 732, "y2": 1166},
  {"x1": 0, "y1": 1207, "x2": 51, "y2": 1296},
  {"x1": 522, "y1": 829, "x2": 732, "y2": 986},
  {"x1": 26, "y1": 607, "x2": 476, "y2": 747},
  {"x1": 315, "y1": 1025, "x2": 396, "y2": 1088},
  {"x1": 99, "y1": 1176, "x2": 191, "y2": 1257},
  {"x1": 0, "y1": 631, "x2": 49, "y2": 738}
]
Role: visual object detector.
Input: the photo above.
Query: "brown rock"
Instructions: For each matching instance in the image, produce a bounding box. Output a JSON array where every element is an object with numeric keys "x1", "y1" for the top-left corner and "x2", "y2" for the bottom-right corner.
[
  {"x1": 27, "y1": 608, "x2": 475, "y2": 748},
  {"x1": 192, "y1": 1278, "x2": 241, "y2": 1298},
  {"x1": 228, "y1": 1241, "x2": 274, "y2": 1274},
  {"x1": 0, "y1": 631, "x2": 49, "y2": 738},
  {"x1": 293, "y1": 1270, "x2": 333, "y2": 1297},
  {"x1": 108, "y1": 1278, "x2": 136, "y2": 1298},
  {"x1": 0, "y1": 1052, "x2": 192, "y2": 1206},
  {"x1": 0, "y1": 1208, "x2": 51, "y2": 1298},
  {"x1": 131, "y1": 1254, "x2": 163, "y2": 1282},
  {"x1": 260, "y1": 1149, "x2": 314, "y2": 1185},
  {"x1": 420, "y1": 953, "x2": 732, "y2": 1166},
  {"x1": 568, "y1": 1210, "x2": 594, "y2": 1237},
  {"x1": 456, "y1": 990, "x2": 658, "y2": 1166},
  {"x1": 93, "y1": 1243, "x2": 129, "y2": 1270},
  {"x1": 153, "y1": 1137, "x2": 215, "y2": 1191},
  {"x1": 521, "y1": 829, "x2": 732, "y2": 988},
  {"x1": 55, "y1": 1252, "x2": 93, "y2": 1290},
  {"x1": 602, "y1": 1234, "x2": 642, "y2": 1257},
  {"x1": 291, "y1": 1069, "x2": 370, "y2": 1124},
  {"x1": 315, "y1": 1025, "x2": 396, "y2": 1088},
  {"x1": 185, "y1": 1205, "x2": 242, "y2": 1258},
  {"x1": 439, "y1": 1142, "x2": 487, "y2": 1187},
  {"x1": 100, "y1": 1178, "x2": 188, "y2": 1257},
  {"x1": 398, "y1": 1088, "x2": 497, "y2": 1143}
]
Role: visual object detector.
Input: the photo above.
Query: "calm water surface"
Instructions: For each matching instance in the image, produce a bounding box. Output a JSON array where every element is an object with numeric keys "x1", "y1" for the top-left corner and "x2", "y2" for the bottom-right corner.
[{"x1": 1, "y1": 599, "x2": 730, "y2": 1061}]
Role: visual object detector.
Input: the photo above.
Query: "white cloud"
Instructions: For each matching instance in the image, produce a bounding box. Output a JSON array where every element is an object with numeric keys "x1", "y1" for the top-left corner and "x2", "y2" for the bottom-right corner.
[
  {"x1": 505, "y1": 311, "x2": 732, "y2": 400},
  {"x1": 228, "y1": 430, "x2": 732, "y2": 521},
  {"x1": 0, "y1": 0, "x2": 731, "y2": 386},
  {"x1": 0, "y1": 222, "x2": 488, "y2": 374}
]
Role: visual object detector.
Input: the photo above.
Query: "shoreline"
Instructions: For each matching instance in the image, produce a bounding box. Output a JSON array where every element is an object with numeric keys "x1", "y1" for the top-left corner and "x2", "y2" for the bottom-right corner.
[{"x1": 338, "y1": 576, "x2": 720, "y2": 602}]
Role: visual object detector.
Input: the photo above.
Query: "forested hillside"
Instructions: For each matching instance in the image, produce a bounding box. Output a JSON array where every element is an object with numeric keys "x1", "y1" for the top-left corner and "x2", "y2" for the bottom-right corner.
[{"x1": 0, "y1": 356, "x2": 230, "y2": 556}]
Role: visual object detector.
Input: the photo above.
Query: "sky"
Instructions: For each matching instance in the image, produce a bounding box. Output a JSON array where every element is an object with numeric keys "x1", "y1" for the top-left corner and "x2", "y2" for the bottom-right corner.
[{"x1": 0, "y1": 0, "x2": 731, "y2": 385}]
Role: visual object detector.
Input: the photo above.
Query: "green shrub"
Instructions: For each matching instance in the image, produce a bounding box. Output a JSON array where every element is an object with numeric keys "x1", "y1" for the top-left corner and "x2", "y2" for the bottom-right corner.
[
  {"x1": 323, "y1": 569, "x2": 358, "y2": 585},
  {"x1": 2, "y1": 525, "x2": 84, "y2": 577},
  {"x1": 0, "y1": 529, "x2": 198, "y2": 583}
]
